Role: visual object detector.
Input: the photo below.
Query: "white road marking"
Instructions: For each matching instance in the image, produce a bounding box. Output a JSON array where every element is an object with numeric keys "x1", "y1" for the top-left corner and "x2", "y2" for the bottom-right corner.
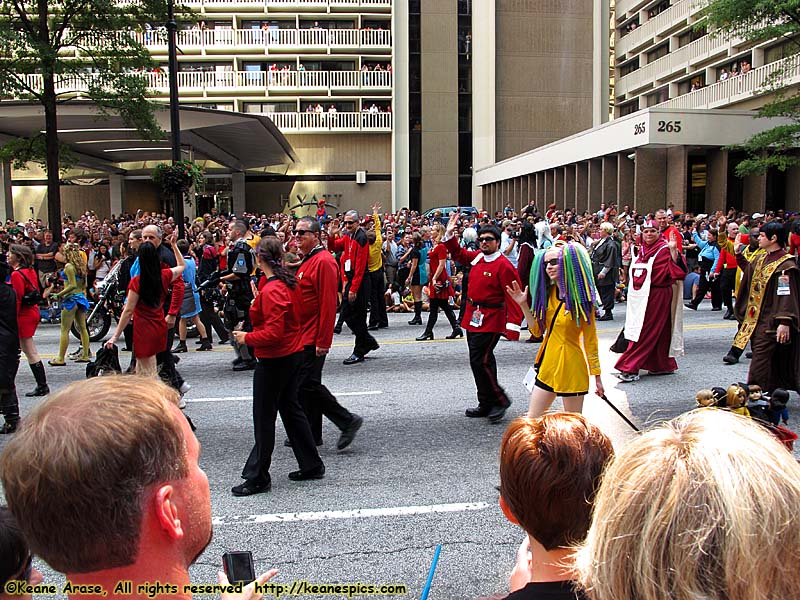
[
  {"x1": 188, "y1": 390, "x2": 383, "y2": 403},
  {"x1": 213, "y1": 501, "x2": 492, "y2": 525}
]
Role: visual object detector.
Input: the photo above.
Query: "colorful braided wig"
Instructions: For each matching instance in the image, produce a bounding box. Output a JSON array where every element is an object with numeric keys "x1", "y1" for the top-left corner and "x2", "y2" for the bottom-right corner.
[{"x1": 529, "y1": 241, "x2": 598, "y2": 330}]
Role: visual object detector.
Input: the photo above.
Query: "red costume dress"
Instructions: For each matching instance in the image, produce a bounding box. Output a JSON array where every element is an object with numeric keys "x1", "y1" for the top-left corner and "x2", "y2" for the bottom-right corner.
[
  {"x1": 428, "y1": 243, "x2": 453, "y2": 300},
  {"x1": 10, "y1": 268, "x2": 40, "y2": 339},
  {"x1": 128, "y1": 269, "x2": 173, "y2": 358},
  {"x1": 616, "y1": 239, "x2": 686, "y2": 374}
]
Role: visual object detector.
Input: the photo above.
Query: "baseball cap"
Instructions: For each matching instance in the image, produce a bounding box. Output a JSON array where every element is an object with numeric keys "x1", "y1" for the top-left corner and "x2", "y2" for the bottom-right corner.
[{"x1": 752, "y1": 212, "x2": 764, "y2": 219}]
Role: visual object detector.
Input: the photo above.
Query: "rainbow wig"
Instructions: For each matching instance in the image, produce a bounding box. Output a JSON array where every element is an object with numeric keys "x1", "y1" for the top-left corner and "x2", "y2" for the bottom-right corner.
[{"x1": 529, "y1": 242, "x2": 598, "y2": 329}]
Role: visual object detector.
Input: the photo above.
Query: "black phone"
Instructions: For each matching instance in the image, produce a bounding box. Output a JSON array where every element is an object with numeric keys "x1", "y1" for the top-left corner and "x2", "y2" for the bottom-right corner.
[{"x1": 222, "y1": 551, "x2": 255, "y2": 584}]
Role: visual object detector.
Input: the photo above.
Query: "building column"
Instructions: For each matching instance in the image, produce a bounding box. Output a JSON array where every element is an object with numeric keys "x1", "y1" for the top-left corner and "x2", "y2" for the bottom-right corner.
[
  {"x1": 0, "y1": 161, "x2": 12, "y2": 223},
  {"x1": 519, "y1": 176, "x2": 528, "y2": 209},
  {"x1": 618, "y1": 153, "x2": 635, "y2": 210},
  {"x1": 109, "y1": 174, "x2": 124, "y2": 218},
  {"x1": 666, "y1": 146, "x2": 688, "y2": 213},
  {"x1": 634, "y1": 148, "x2": 667, "y2": 215},
  {"x1": 588, "y1": 159, "x2": 602, "y2": 212},
  {"x1": 602, "y1": 155, "x2": 618, "y2": 206},
  {"x1": 705, "y1": 149, "x2": 728, "y2": 215},
  {"x1": 471, "y1": 0, "x2": 496, "y2": 206},
  {"x1": 555, "y1": 168, "x2": 565, "y2": 209},
  {"x1": 576, "y1": 162, "x2": 589, "y2": 214},
  {"x1": 232, "y1": 172, "x2": 246, "y2": 215},
  {"x1": 564, "y1": 166, "x2": 576, "y2": 209},
  {"x1": 544, "y1": 170, "x2": 554, "y2": 205},
  {"x1": 392, "y1": 0, "x2": 409, "y2": 213},
  {"x1": 535, "y1": 172, "x2": 544, "y2": 206},
  {"x1": 743, "y1": 172, "x2": 767, "y2": 215}
]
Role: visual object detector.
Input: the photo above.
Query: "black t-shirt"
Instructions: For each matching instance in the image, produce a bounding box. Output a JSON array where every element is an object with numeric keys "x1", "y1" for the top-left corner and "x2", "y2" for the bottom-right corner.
[
  {"x1": 35, "y1": 242, "x2": 60, "y2": 273},
  {"x1": 504, "y1": 581, "x2": 586, "y2": 600}
]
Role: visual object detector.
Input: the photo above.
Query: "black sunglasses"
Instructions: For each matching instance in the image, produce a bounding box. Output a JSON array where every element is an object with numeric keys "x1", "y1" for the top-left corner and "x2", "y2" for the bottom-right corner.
[
  {"x1": 292, "y1": 229, "x2": 312, "y2": 236},
  {"x1": 478, "y1": 236, "x2": 497, "y2": 243},
  {"x1": 544, "y1": 258, "x2": 559, "y2": 267},
  {"x1": 343, "y1": 220, "x2": 356, "y2": 225}
]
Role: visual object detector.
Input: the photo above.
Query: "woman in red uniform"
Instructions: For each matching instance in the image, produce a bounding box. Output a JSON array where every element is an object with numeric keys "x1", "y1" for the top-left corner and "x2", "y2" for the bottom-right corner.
[
  {"x1": 230, "y1": 237, "x2": 324, "y2": 496},
  {"x1": 6, "y1": 245, "x2": 48, "y2": 397},
  {"x1": 105, "y1": 237, "x2": 184, "y2": 377},
  {"x1": 416, "y1": 223, "x2": 462, "y2": 340}
]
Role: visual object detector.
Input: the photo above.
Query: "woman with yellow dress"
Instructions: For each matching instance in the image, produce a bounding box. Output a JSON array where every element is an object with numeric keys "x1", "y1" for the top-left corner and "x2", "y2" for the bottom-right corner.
[{"x1": 506, "y1": 242, "x2": 603, "y2": 417}]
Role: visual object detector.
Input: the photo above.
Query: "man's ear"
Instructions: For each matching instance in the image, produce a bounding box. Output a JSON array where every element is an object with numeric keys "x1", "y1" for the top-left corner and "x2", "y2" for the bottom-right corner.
[
  {"x1": 153, "y1": 485, "x2": 184, "y2": 540},
  {"x1": 499, "y1": 495, "x2": 520, "y2": 526}
]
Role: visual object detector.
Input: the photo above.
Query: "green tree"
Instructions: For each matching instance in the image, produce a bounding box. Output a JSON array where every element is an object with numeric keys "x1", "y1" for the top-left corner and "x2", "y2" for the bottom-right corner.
[
  {"x1": 701, "y1": 0, "x2": 800, "y2": 177},
  {"x1": 0, "y1": 0, "x2": 175, "y2": 240}
]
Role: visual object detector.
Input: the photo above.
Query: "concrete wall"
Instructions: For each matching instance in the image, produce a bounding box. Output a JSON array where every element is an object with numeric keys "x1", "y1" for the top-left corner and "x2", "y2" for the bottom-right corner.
[
  {"x1": 494, "y1": 0, "x2": 594, "y2": 161},
  {"x1": 283, "y1": 133, "x2": 391, "y2": 176},
  {"x1": 419, "y1": 0, "x2": 459, "y2": 211},
  {"x1": 13, "y1": 184, "x2": 114, "y2": 222},
  {"x1": 245, "y1": 181, "x2": 392, "y2": 217}
]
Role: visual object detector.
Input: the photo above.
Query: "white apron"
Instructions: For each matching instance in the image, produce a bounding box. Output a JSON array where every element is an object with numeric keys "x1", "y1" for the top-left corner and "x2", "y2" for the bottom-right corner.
[
  {"x1": 624, "y1": 246, "x2": 663, "y2": 343},
  {"x1": 624, "y1": 245, "x2": 684, "y2": 357}
]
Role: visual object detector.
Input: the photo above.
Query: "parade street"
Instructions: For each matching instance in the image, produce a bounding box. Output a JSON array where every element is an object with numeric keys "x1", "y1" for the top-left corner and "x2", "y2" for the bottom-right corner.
[{"x1": 2, "y1": 305, "x2": 795, "y2": 599}]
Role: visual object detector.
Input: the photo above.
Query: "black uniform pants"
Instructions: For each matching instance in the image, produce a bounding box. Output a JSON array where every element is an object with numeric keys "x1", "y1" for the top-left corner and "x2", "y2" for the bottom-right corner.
[
  {"x1": 425, "y1": 298, "x2": 459, "y2": 332},
  {"x1": 242, "y1": 353, "x2": 323, "y2": 483},
  {"x1": 367, "y1": 268, "x2": 388, "y2": 328},
  {"x1": 298, "y1": 345, "x2": 354, "y2": 444},
  {"x1": 691, "y1": 263, "x2": 721, "y2": 309},
  {"x1": 720, "y1": 267, "x2": 737, "y2": 311},
  {"x1": 466, "y1": 331, "x2": 510, "y2": 409},
  {"x1": 597, "y1": 283, "x2": 615, "y2": 315},
  {"x1": 200, "y1": 294, "x2": 228, "y2": 341},
  {"x1": 341, "y1": 277, "x2": 377, "y2": 357}
]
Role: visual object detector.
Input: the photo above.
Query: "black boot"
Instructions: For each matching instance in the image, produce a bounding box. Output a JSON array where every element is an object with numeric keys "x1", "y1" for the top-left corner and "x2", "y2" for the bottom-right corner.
[
  {"x1": 25, "y1": 362, "x2": 49, "y2": 397},
  {"x1": 0, "y1": 390, "x2": 20, "y2": 434},
  {"x1": 446, "y1": 327, "x2": 464, "y2": 339},
  {"x1": 408, "y1": 302, "x2": 423, "y2": 325},
  {"x1": 197, "y1": 337, "x2": 213, "y2": 351},
  {"x1": 416, "y1": 330, "x2": 434, "y2": 341},
  {"x1": 723, "y1": 346, "x2": 743, "y2": 365},
  {"x1": 172, "y1": 341, "x2": 188, "y2": 353}
]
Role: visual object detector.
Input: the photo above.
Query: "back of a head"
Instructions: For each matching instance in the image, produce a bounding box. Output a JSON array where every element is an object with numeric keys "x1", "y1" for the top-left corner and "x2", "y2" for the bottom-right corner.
[
  {"x1": 577, "y1": 409, "x2": 800, "y2": 600},
  {"x1": 0, "y1": 376, "x2": 186, "y2": 574},
  {"x1": 462, "y1": 227, "x2": 477, "y2": 244},
  {"x1": 500, "y1": 414, "x2": 613, "y2": 551},
  {"x1": 0, "y1": 506, "x2": 29, "y2": 589}
]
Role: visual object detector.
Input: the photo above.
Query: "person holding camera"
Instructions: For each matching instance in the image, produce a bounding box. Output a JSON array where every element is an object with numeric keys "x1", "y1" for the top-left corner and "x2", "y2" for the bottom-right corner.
[
  {"x1": 6, "y1": 245, "x2": 48, "y2": 398},
  {"x1": 501, "y1": 220, "x2": 519, "y2": 268}
]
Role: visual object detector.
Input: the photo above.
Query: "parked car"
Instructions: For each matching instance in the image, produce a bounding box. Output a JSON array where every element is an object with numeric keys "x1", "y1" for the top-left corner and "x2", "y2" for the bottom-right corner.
[{"x1": 423, "y1": 206, "x2": 479, "y2": 222}]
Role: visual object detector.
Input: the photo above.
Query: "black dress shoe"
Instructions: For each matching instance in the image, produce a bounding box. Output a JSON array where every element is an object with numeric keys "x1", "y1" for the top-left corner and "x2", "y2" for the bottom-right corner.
[
  {"x1": 284, "y1": 438, "x2": 324, "y2": 447},
  {"x1": 407, "y1": 317, "x2": 422, "y2": 325},
  {"x1": 684, "y1": 303, "x2": 697, "y2": 310},
  {"x1": 465, "y1": 406, "x2": 491, "y2": 418},
  {"x1": 723, "y1": 353, "x2": 739, "y2": 365},
  {"x1": 337, "y1": 415, "x2": 363, "y2": 450},
  {"x1": 711, "y1": 307, "x2": 722, "y2": 311},
  {"x1": 746, "y1": 351, "x2": 753, "y2": 359},
  {"x1": 343, "y1": 353, "x2": 365, "y2": 365},
  {"x1": 445, "y1": 328, "x2": 464, "y2": 339},
  {"x1": 597, "y1": 313, "x2": 613, "y2": 321},
  {"x1": 231, "y1": 478, "x2": 271, "y2": 497},
  {"x1": 288, "y1": 466, "x2": 325, "y2": 481},
  {"x1": 232, "y1": 360, "x2": 256, "y2": 372},
  {"x1": 366, "y1": 338, "x2": 380, "y2": 353},
  {"x1": 723, "y1": 309, "x2": 734, "y2": 320},
  {"x1": 488, "y1": 401, "x2": 511, "y2": 423},
  {"x1": 367, "y1": 325, "x2": 380, "y2": 331},
  {"x1": 0, "y1": 421, "x2": 19, "y2": 434},
  {"x1": 416, "y1": 331, "x2": 434, "y2": 341}
]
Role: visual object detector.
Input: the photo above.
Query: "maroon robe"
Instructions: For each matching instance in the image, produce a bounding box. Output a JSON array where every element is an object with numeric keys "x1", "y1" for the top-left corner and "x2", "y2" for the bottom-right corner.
[{"x1": 616, "y1": 240, "x2": 686, "y2": 374}]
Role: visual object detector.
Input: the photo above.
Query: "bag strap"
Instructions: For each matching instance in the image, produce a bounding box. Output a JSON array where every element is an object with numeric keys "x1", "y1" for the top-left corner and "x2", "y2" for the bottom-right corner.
[{"x1": 17, "y1": 269, "x2": 38, "y2": 293}]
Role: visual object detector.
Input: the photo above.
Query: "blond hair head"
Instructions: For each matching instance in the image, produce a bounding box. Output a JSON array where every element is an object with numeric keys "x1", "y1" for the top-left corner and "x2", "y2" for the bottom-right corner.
[
  {"x1": 576, "y1": 409, "x2": 800, "y2": 600},
  {"x1": 62, "y1": 242, "x2": 87, "y2": 278}
]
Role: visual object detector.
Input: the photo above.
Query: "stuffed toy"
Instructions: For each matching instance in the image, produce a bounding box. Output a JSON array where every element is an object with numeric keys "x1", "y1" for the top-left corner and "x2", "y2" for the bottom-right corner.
[{"x1": 726, "y1": 383, "x2": 750, "y2": 417}]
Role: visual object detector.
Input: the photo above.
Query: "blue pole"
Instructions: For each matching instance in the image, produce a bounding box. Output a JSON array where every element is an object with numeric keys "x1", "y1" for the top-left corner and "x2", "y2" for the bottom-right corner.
[{"x1": 420, "y1": 544, "x2": 442, "y2": 600}]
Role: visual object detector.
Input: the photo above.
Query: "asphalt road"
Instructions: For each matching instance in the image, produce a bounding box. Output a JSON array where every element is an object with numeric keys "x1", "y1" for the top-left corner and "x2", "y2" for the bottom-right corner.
[{"x1": 1, "y1": 303, "x2": 796, "y2": 599}]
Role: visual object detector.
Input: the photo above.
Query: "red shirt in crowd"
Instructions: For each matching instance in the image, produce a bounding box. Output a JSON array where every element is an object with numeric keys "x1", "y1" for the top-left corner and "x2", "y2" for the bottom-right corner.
[
  {"x1": 294, "y1": 247, "x2": 339, "y2": 350},
  {"x1": 245, "y1": 277, "x2": 303, "y2": 359}
]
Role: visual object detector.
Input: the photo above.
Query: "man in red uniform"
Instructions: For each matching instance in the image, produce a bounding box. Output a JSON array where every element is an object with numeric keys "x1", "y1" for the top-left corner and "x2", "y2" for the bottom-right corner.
[
  {"x1": 294, "y1": 217, "x2": 364, "y2": 449},
  {"x1": 443, "y1": 213, "x2": 523, "y2": 423},
  {"x1": 328, "y1": 210, "x2": 379, "y2": 365}
]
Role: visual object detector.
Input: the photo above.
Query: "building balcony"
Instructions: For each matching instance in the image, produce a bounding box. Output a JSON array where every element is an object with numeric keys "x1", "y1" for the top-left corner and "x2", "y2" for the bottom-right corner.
[
  {"x1": 117, "y1": 0, "x2": 391, "y2": 11},
  {"x1": 12, "y1": 70, "x2": 391, "y2": 97},
  {"x1": 616, "y1": 0, "x2": 706, "y2": 58},
  {"x1": 616, "y1": 31, "x2": 742, "y2": 98},
  {"x1": 267, "y1": 111, "x2": 391, "y2": 132},
  {"x1": 129, "y1": 27, "x2": 391, "y2": 54},
  {"x1": 656, "y1": 55, "x2": 800, "y2": 110}
]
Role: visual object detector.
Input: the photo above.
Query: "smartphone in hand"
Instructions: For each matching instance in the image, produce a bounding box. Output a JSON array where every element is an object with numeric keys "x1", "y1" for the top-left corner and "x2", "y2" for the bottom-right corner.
[{"x1": 222, "y1": 551, "x2": 256, "y2": 584}]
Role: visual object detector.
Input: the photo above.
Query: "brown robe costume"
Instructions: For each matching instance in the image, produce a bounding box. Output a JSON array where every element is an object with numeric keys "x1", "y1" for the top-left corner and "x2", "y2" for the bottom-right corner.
[{"x1": 735, "y1": 249, "x2": 800, "y2": 393}]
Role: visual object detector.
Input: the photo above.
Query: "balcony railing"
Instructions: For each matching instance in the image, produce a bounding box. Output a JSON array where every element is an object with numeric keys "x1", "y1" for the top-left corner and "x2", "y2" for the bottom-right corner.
[
  {"x1": 616, "y1": 31, "x2": 742, "y2": 97},
  {"x1": 268, "y1": 111, "x2": 391, "y2": 131},
  {"x1": 656, "y1": 55, "x2": 800, "y2": 109},
  {"x1": 116, "y1": 0, "x2": 392, "y2": 9},
  {"x1": 616, "y1": 0, "x2": 706, "y2": 58},
  {"x1": 15, "y1": 69, "x2": 392, "y2": 96},
  {"x1": 128, "y1": 27, "x2": 391, "y2": 52}
]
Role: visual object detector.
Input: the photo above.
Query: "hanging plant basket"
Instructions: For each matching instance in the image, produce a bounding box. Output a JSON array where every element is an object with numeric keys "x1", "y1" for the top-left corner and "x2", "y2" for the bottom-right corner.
[{"x1": 152, "y1": 160, "x2": 204, "y2": 205}]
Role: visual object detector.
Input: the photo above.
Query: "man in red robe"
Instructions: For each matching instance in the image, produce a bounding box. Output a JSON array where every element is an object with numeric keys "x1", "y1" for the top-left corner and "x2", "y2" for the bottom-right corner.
[{"x1": 616, "y1": 224, "x2": 686, "y2": 381}]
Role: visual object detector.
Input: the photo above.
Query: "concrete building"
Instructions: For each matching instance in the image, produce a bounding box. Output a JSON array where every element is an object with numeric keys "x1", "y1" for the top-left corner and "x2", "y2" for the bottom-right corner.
[
  {"x1": 476, "y1": 0, "x2": 800, "y2": 216},
  {"x1": 2, "y1": 0, "x2": 605, "y2": 221}
]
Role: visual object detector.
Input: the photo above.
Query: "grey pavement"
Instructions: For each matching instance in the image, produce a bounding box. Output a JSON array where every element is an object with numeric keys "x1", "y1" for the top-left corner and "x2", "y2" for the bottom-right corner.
[{"x1": 1, "y1": 302, "x2": 796, "y2": 599}]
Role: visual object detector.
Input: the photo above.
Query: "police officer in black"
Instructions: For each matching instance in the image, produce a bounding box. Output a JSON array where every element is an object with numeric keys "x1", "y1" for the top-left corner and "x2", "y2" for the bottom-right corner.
[{"x1": 221, "y1": 220, "x2": 257, "y2": 371}]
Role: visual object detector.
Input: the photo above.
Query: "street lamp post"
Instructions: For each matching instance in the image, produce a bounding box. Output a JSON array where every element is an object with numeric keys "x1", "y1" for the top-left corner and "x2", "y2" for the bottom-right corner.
[{"x1": 166, "y1": 0, "x2": 185, "y2": 238}]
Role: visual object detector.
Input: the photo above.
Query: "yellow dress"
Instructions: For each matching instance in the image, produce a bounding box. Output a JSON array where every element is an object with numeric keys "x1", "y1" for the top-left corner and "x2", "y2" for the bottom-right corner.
[{"x1": 530, "y1": 286, "x2": 601, "y2": 394}]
